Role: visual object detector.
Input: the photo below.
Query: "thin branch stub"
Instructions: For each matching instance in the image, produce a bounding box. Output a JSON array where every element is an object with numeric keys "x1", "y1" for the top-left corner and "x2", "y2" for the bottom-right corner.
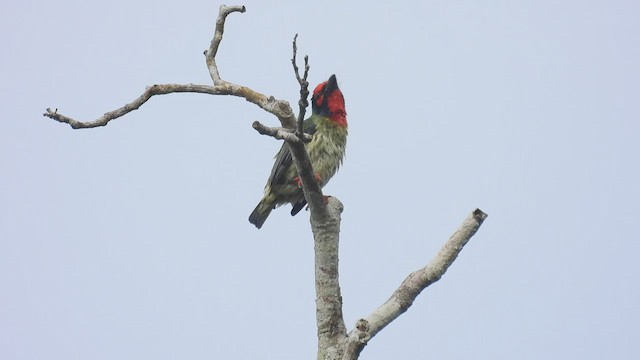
[{"x1": 252, "y1": 121, "x2": 312, "y2": 143}]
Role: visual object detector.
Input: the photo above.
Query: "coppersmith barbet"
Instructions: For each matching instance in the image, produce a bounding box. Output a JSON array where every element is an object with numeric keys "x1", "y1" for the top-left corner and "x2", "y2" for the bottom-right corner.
[{"x1": 249, "y1": 74, "x2": 348, "y2": 229}]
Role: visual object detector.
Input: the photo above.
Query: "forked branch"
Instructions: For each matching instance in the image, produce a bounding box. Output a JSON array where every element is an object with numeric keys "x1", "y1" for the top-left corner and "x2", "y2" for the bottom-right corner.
[{"x1": 43, "y1": 5, "x2": 297, "y2": 129}]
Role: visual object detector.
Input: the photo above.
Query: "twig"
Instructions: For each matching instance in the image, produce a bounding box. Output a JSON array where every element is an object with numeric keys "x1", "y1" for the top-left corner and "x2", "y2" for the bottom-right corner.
[
  {"x1": 291, "y1": 34, "x2": 310, "y2": 136},
  {"x1": 201, "y1": 5, "x2": 298, "y2": 128},
  {"x1": 286, "y1": 34, "x2": 323, "y2": 217},
  {"x1": 205, "y1": 5, "x2": 246, "y2": 85},
  {"x1": 43, "y1": 84, "x2": 221, "y2": 129}
]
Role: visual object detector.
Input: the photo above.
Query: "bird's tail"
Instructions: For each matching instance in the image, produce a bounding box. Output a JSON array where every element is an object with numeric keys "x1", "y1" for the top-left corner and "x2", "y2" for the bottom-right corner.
[{"x1": 248, "y1": 198, "x2": 274, "y2": 229}]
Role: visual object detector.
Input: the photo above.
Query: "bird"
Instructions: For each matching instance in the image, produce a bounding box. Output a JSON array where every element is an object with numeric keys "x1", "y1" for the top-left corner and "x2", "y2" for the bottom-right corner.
[{"x1": 249, "y1": 74, "x2": 348, "y2": 229}]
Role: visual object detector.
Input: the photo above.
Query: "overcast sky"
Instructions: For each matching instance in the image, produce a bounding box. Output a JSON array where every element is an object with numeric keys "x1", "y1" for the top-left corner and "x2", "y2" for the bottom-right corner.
[{"x1": 2, "y1": 1, "x2": 639, "y2": 359}]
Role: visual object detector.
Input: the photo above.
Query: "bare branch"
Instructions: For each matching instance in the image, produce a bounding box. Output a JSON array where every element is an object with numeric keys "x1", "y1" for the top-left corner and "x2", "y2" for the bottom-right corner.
[
  {"x1": 291, "y1": 34, "x2": 303, "y2": 84},
  {"x1": 340, "y1": 209, "x2": 489, "y2": 358},
  {"x1": 205, "y1": 5, "x2": 246, "y2": 84},
  {"x1": 43, "y1": 84, "x2": 220, "y2": 129},
  {"x1": 291, "y1": 34, "x2": 311, "y2": 137},
  {"x1": 44, "y1": 5, "x2": 298, "y2": 130},
  {"x1": 252, "y1": 121, "x2": 312, "y2": 143},
  {"x1": 201, "y1": 4, "x2": 298, "y2": 128}
]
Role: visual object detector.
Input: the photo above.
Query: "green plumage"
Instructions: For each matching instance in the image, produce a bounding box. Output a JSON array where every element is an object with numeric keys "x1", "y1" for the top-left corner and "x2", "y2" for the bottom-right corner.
[{"x1": 249, "y1": 115, "x2": 347, "y2": 229}]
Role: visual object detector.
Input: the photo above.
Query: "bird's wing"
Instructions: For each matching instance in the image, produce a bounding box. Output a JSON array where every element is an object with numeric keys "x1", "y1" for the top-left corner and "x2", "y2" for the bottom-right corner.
[
  {"x1": 268, "y1": 117, "x2": 317, "y2": 187},
  {"x1": 268, "y1": 143, "x2": 293, "y2": 186}
]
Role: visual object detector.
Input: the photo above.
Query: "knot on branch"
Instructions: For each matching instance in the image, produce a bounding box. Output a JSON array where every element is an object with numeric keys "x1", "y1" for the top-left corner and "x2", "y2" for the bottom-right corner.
[
  {"x1": 340, "y1": 319, "x2": 371, "y2": 359},
  {"x1": 355, "y1": 319, "x2": 370, "y2": 336}
]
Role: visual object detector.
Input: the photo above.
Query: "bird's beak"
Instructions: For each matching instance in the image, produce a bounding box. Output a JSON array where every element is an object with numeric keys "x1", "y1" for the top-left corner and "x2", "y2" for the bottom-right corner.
[{"x1": 326, "y1": 74, "x2": 338, "y2": 93}]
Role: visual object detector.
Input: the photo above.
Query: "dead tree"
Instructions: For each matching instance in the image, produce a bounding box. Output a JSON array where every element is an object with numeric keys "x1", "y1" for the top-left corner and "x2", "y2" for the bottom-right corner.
[{"x1": 43, "y1": 5, "x2": 488, "y2": 360}]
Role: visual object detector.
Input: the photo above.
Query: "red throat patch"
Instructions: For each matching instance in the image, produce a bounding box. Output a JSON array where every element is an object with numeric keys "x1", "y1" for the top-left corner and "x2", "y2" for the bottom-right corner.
[{"x1": 327, "y1": 89, "x2": 347, "y2": 127}]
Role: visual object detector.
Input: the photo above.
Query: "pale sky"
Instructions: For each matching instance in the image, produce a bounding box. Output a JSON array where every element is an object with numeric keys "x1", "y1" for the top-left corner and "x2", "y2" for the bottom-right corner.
[{"x1": 2, "y1": 1, "x2": 639, "y2": 359}]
